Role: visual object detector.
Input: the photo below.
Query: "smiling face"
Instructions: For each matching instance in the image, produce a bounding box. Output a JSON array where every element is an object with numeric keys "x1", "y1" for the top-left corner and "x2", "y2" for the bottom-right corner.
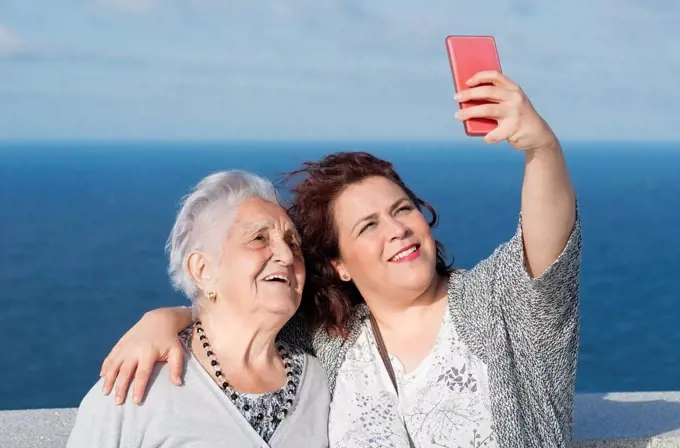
[
  {"x1": 331, "y1": 176, "x2": 438, "y2": 302},
  {"x1": 188, "y1": 197, "x2": 305, "y2": 320}
]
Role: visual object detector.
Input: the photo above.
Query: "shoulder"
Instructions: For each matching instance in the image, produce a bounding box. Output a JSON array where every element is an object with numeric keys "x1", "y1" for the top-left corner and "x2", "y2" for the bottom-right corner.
[{"x1": 303, "y1": 352, "x2": 329, "y2": 384}]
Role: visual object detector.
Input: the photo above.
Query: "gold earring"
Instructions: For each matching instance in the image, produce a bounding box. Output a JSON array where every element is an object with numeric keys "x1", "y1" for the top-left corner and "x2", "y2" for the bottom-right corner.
[
  {"x1": 341, "y1": 274, "x2": 350, "y2": 281},
  {"x1": 207, "y1": 291, "x2": 217, "y2": 302}
]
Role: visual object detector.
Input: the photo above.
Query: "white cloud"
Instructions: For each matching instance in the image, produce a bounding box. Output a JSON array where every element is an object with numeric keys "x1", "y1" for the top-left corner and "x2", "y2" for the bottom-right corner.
[{"x1": 0, "y1": 25, "x2": 22, "y2": 57}]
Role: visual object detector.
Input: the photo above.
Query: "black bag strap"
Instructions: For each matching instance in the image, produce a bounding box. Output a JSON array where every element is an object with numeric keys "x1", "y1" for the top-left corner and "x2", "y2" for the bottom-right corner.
[{"x1": 368, "y1": 313, "x2": 417, "y2": 448}]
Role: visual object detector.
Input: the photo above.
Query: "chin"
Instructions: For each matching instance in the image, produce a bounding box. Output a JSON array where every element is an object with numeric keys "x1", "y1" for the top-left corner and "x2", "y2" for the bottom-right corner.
[
  {"x1": 269, "y1": 294, "x2": 301, "y2": 315},
  {"x1": 395, "y1": 266, "x2": 437, "y2": 293}
]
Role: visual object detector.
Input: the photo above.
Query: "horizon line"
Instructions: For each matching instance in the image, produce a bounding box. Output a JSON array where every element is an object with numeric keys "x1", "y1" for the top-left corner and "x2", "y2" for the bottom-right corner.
[{"x1": 1, "y1": 138, "x2": 679, "y2": 145}]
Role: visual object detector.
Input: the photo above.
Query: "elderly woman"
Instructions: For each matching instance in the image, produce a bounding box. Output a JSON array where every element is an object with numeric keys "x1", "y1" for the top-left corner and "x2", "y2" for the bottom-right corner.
[
  {"x1": 98, "y1": 71, "x2": 581, "y2": 447},
  {"x1": 67, "y1": 171, "x2": 330, "y2": 447}
]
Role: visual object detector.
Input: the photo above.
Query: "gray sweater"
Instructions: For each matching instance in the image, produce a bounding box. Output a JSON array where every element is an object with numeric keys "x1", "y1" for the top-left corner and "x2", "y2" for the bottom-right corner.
[
  {"x1": 279, "y1": 214, "x2": 582, "y2": 448},
  {"x1": 67, "y1": 347, "x2": 331, "y2": 447}
]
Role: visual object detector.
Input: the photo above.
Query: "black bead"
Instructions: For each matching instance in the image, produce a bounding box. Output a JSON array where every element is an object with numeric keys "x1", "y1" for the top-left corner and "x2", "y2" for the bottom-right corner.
[
  {"x1": 257, "y1": 413, "x2": 264, "y2": 420},
  {"x1": 222, "y1": 382, "x2": 228, "y2": 389},
  {"x1": 211, "y1": 360, "x2": 217, "y2": 366},
  {"x1": 215, "y1": 370, "x2": 222, "y2": 377},
  {"x1": 286, "y1": 398, "x2": 293, "y2": 404},
  {"x1": 207, "y1": 351, "x2": 213, "y2": 356},
  {"x1": 199, "y1": 335, "x2": 206, "y2": 340},
  {"x1": 243, "y1": 404, "x2": 250, "y2": 411},
  {"x1": 282, "y1": 409, "x2": 288, "y2": 415},
  {"x1": 231, "y1": 393, "x2": 238, "y2": 400},
  {"x1": 287, "y1": 372, "x2": 293, "y2": 377},
  {"x1": 287, "y1": 380, "x2": 294, "y2": 386},
  {"x1": 203, "y1": 342, "x2": 209, "y2": 348}
]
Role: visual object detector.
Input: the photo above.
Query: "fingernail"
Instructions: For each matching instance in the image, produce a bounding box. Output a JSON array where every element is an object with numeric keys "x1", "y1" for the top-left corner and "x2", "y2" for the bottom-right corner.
[
  {"x1": 454, "y1": 111, "x2": 462, "y2": 119},
  {"x1": 466, "y1": 79, "x2": 473, "y2": 86},
  {"x1": 133, "y1": 395, "x2": 140, "y2": 404},
  {"x1": 115, "y1": 395, "x2": 122, "y2": 404},
  {"x1": 454, "y1": 93, "x2": 462, "y2": 101}
]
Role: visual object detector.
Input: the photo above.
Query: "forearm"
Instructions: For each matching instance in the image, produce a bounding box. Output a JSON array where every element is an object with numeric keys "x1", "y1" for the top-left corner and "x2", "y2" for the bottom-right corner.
[
  {"x1": 521, "y1": 137, "x2": 576, "y2": 278},
  {"x1": 147, "y1": 306, "x2": 193, "y2": 334}
]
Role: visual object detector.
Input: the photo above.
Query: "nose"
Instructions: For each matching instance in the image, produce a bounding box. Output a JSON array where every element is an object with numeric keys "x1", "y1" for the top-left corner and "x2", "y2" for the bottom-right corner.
[
  {"x1": 385, "y1": 216, "x2": 409, "y2": 241},
  {"x1": 271, "y1": 238, "x2": 295, "y2": 266}
]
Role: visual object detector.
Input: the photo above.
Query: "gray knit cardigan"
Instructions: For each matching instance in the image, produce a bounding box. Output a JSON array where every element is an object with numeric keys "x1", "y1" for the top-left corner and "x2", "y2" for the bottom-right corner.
[{"x1": 279, "y1": 214, "x2": 582, "y2": 448}]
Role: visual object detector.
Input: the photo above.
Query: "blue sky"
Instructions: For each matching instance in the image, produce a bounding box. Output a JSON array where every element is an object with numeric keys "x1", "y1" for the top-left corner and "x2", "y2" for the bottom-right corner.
[{"x1": 1, "y1": 0, "x2": 678, "y2": 141}]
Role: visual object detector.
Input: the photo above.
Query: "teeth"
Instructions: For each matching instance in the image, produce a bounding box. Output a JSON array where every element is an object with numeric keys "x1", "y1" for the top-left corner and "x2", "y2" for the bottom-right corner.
[
  {"x1": 392, "y1": 246, "x2": 417, "y2": 261},
  {"x1": 263, "y1": 274, "x2": 290, "y2": 285}
]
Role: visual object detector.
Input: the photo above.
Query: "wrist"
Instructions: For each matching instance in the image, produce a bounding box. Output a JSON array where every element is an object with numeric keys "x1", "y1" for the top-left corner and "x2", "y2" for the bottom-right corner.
[{"x1": 524, "y1": 133, "x2": 562, "y2": 158}]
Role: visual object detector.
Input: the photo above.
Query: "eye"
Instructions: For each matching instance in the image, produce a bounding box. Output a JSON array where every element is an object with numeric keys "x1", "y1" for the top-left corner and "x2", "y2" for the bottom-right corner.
[
  {"x1": 396, "y1": 204, "x2": 413, "y2": 214},
  {"x1": 250, "y1": 234, "x2": 268, "y2": 247},
  {"x1": 358, "y1": 221, "x2": 376, "y2": 235}
]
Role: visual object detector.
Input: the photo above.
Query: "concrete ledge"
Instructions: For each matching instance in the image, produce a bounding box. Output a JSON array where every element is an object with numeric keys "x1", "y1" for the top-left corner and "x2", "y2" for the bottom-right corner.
[
  {"x1": 572, "y1": 392, "x2": 680, "y2": 447},
  {"x1": 1, "y1": 392, "x2": 679, "y2": 447}
]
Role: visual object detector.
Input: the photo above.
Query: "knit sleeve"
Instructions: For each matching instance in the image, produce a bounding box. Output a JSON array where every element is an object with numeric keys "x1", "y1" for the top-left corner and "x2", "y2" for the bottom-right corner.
[
  {"x1": 450, "y1": 207, "x2": 581, "y2": 361},
  {"x1": 449, "y1": 206, "x2": 582, "y2": 445}
]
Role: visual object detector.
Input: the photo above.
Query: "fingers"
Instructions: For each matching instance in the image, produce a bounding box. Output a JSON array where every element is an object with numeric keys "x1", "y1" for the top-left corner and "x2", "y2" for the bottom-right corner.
[
  {"x1": 131, "y1": 353, "x2": 156, "y2": 404},
  {"x1": 113, "y1": 360, "x2": 138, "y2": 405},
  {"x1": 455, "y1": 103, "x2": 504, "y2": 121},
  {"x1": 101, "y1": 355, "x2": 123, "y2": 397},
  {"x1": 484, "y1": 122, "x2": 514, "y2": 144},
  {"x1": 465, "y1": 70, "x2": 517, "y2": 89},
  {"x1": 455, "y1": 85, "x2": 515, "y2": 104},
  {"x1": 167, "y1": 344, "x2": 184, "y2": 386},
  {"x1": 100, "y1": 342, "x2": 121, "y2": 378}
]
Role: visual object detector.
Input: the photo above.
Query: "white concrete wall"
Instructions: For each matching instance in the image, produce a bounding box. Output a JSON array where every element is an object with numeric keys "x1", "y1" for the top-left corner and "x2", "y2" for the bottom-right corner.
[{"x1": 1, "y1": 392, "x2": 679, "y2": 447}]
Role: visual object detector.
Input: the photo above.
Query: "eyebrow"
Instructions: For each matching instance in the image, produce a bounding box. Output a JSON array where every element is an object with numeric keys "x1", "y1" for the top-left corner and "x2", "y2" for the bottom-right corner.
[
  {"x1": 351, "y1": 197, "x2": 410, "y2": 233},
  {"x1": 241, "y1": 220, "x2": 273, "y2": 234},
  {"x1": 240, "y1": 220, "x2": 300, "y2": 241}
]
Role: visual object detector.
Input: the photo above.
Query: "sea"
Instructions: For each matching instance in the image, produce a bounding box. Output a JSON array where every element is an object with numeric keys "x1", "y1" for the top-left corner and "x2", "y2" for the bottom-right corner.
[{"x1": 1, "y1": 140, "x2": 679, "y2": 411}]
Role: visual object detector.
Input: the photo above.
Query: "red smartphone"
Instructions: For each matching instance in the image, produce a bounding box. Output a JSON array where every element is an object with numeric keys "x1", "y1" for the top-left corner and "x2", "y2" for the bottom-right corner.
[{"x1": 445, "y1": 35, "x2": 502, "y2": 137}]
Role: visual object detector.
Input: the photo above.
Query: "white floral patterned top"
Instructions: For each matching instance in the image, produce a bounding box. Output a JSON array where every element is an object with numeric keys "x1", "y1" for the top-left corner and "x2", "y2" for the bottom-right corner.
[{"x1": 328, "y1": 307, "x2": 497, "y2": 448}]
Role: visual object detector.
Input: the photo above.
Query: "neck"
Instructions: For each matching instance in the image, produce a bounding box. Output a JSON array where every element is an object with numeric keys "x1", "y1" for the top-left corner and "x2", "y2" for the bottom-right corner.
[
  {"x1": 195, "y1": 309, "x2": 281, "y2": 369},
  {"x1": 364, "y1": 274, "x2": 448, "y2": 331}
]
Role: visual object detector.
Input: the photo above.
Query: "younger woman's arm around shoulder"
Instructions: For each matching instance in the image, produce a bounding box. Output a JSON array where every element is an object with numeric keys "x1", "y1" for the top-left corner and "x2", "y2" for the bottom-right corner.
[{"x1": 100, "y1": 306, "x2": 193, "y2": 404}]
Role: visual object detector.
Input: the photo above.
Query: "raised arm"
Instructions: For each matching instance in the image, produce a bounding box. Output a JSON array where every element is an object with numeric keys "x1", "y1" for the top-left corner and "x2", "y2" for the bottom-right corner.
[
  {"x1": 520, "y1": 137, "x2": 575, "y2": 277},
  {"x1": 455, "y1": 70, "x2": 576, "y2": 277},
  {"x1": 100, "y1": 306, "x2": 192, "y2": 404}
]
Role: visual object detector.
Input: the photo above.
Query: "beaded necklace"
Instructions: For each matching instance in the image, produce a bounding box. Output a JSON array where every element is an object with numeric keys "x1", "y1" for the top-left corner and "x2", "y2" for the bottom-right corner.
[{"x1": 195, "y1": 321, "x2": 298, "y2": 424}]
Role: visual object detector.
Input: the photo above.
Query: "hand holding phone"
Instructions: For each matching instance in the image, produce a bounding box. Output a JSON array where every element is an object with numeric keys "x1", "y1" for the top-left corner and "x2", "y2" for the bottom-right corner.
[{"x1": 445, "y1": 35, "x2": 502, "y2": 137}]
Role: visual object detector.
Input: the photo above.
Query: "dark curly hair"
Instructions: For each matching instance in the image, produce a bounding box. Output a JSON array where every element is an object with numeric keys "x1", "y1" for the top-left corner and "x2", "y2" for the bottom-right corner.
[{"x1": 285, "y1": 152, "x2": 453, "y2": 338}]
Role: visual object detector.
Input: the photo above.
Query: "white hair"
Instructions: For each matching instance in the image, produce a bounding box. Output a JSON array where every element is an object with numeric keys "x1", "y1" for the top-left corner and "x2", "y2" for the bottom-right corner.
[{"x1": 166, "y1": 170, "x2": 280, "y2": 302}]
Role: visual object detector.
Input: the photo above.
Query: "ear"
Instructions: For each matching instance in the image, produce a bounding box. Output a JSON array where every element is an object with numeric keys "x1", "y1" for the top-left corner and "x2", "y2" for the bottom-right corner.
[
  {"x1": 331, "y1": 258, "x2": 351, "y2": 282},
  {"x1": 186, "y1": 250, "x2": 216, "y2": 294}
]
